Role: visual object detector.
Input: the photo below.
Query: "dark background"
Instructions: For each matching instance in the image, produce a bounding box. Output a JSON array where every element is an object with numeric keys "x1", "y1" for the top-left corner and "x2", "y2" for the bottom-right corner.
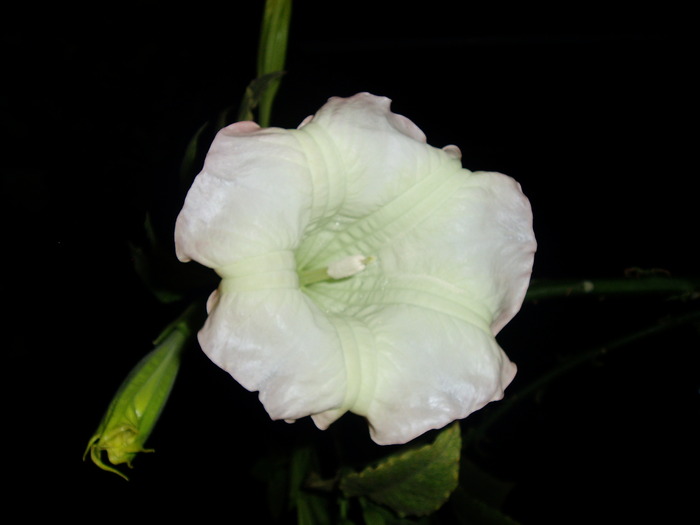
[{"x1": 4, "y1": 2, "x2": 697, "y2": 523}]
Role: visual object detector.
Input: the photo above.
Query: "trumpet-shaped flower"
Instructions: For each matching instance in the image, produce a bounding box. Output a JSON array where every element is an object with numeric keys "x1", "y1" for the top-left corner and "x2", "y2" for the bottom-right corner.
[{"x1": 175, "y1": 93, "x2": 536, "y2": 445}]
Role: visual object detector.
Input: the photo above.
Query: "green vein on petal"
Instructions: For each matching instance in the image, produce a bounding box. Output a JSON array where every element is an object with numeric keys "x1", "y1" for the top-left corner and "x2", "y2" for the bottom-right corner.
[{"x1": 296, "y1": 148, "x2": 463, "y2": 271}]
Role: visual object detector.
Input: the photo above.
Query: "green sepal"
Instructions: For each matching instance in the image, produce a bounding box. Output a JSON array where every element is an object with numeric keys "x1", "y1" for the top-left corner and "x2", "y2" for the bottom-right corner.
[
  {"x1": 340, "y1": 423, "x2": 462, "y2": 517},
  {"x1": 84, "y1": 301, "x2": 202, "y2": 479}
]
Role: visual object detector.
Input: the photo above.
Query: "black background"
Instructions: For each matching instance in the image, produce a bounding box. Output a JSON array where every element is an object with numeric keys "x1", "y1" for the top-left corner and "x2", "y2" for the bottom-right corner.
[{"x1": 4, "y1": 2, "x2": 697, "y2": 523}]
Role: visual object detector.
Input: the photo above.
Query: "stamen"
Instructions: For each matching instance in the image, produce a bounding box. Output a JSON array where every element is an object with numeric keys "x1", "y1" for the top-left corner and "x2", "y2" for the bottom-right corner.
[
  {"x1": 299, "y1": 255, "x2": 374, "y2": 286},
  {"x1": 327, "y1": 255, "x2": 370, "y2": 279}
]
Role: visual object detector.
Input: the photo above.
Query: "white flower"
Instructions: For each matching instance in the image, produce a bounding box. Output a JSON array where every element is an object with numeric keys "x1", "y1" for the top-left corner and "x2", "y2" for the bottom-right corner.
[{"x1": 175, "y1": 93, "x2": 536, "y2": 445}]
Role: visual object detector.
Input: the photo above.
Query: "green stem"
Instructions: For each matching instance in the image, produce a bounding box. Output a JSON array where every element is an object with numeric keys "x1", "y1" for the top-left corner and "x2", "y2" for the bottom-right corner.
[
  {"x1": 464, "y1": 308, "x2": 700, "y2": 448},
  {"x1": 526, "y1": 276, "x2": 700, "y2": 302},
  {"x1": 256, "y1": 0, "x2": 292, "y2": 127}
]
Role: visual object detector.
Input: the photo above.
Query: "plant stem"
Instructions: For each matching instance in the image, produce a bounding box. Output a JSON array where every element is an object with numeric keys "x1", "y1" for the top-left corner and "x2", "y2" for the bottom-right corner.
[
  {"x1": 256, "y1": 0, "x2": 292, "y2": 127},
  {"x1": 464, "y1": 308, "x2": 700, "y2": 448},
  {"x1": 526, "y1": 276, "x2": 700, "y2": 302}
]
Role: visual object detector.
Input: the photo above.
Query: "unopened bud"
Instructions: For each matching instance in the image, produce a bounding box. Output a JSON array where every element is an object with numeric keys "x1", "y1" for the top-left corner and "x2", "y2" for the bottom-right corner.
[{"x1": 84, "y1": 301, "x2": 202, "y2": 479}]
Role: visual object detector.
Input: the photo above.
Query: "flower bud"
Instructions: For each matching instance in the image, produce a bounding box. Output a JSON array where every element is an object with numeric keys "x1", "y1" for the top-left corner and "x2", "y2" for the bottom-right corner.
[{"x1": 84, "y1": 302, "x2": 200, "y2": 479}]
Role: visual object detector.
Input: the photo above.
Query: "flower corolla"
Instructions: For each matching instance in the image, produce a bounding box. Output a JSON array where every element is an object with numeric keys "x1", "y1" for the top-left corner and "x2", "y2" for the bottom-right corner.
[{"x1": 175, "y1": 93, "x2": 536, "y2": 445}]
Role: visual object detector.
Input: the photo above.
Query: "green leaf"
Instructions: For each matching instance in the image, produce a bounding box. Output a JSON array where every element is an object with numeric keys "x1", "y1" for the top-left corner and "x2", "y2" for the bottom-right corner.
[
  {"x1": 297, "y1": 491, "x2": 332, "y2": 525},
  {"x1": 289, "y1": 446, "x2": 314, "y2": 509},
  {"x1": 447, "y1": 485, "x2": 521, "y2": 525},
  {"x1": 287, "y1": 446, "x2": 332, "y2": 525},
  {"x1": 458, "y1": 457, "x2": 515, "y2": 512},
  {"x1": 250, "y1": 453, "x2": 289, "y2": 520},
  {"x1": 340, "y1": 423, "x2": 462, "y2": 517},
  {"x1": 129, "y1": 214, "x2": 218, "y2": 304},
  {"x1": 178, "y1": 121, "x2": 209, "y2": 192},
  {"x1": 358, "y1": 498, "x2": 427, "y2": 525},
  {"x1": 129, "y1": 214, "x2": 184, "y2": 304},
  {"x1": 361, "y1": 503, "x2": 387, "y2": 525}
]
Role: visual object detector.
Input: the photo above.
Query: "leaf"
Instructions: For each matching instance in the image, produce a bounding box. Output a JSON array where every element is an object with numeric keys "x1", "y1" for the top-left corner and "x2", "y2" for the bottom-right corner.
[
  {"x1": 129, "y1": 214, "x2": 218, "y2": 304},
  {"x1": 458, "y1": 457, "x2": 515, "y2": 511},
  {"x1": 297, "y1": 491, "x2": 331, "y2": 525},
  {"x1": 448, "y1": 485, "x2": 521, "y2": 525},
  {"x1": 359, "y1": 498, "x2": 429, "y2": 525},
  {"x1": 250, "y1": 453, "x2": 289, "y2": 520},
  {"x1": 289, "y1": 446, "x2": 314, "y2": 510},
  {"x1": 178, "y1": 121, "x2": 209, "y2": 193},
  {"x1": 340, "y1": 423, "x2": 461, "y2": 517},
  {"x1": 129, "y1": 215, "x2": 184, "y2": 304},
  {"x1": 287, "y1": 446, "x2": 332, "y2": 525}
]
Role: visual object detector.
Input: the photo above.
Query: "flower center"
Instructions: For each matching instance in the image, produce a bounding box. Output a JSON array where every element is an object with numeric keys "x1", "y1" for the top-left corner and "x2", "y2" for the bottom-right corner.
[{"x1": 298, "y1": 255, "x2": 375, "y2": 286}]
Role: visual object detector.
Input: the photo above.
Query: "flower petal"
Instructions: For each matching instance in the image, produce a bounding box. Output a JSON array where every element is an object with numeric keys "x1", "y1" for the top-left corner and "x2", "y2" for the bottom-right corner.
[
  {"x1": 295, "y1": 94, "x2": 464, "y2": 269},
  {"x1": 365, "y1": 305, "x2": 516, "y2": 445},
  {"x1": 175, "y1": 93, "x2": 535, "y2": 445},
  {"x1": 174, "y1": 122, "x2": 313, "y2": 268},
  {"x1": 375, "y1": 169, "x2": 536, "y2": 335},
  {"x1": 200, "y1": 285, "x2": 347, "y2": 422},
  {"x1": 302, "y1": 168, "x2": 533, "y2": 444}
]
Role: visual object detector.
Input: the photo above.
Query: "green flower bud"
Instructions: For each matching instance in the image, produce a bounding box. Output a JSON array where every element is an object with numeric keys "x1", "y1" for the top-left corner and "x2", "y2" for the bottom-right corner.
[{"x1": 84, "y1": 302, "x2": 201, "y2": 479}]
